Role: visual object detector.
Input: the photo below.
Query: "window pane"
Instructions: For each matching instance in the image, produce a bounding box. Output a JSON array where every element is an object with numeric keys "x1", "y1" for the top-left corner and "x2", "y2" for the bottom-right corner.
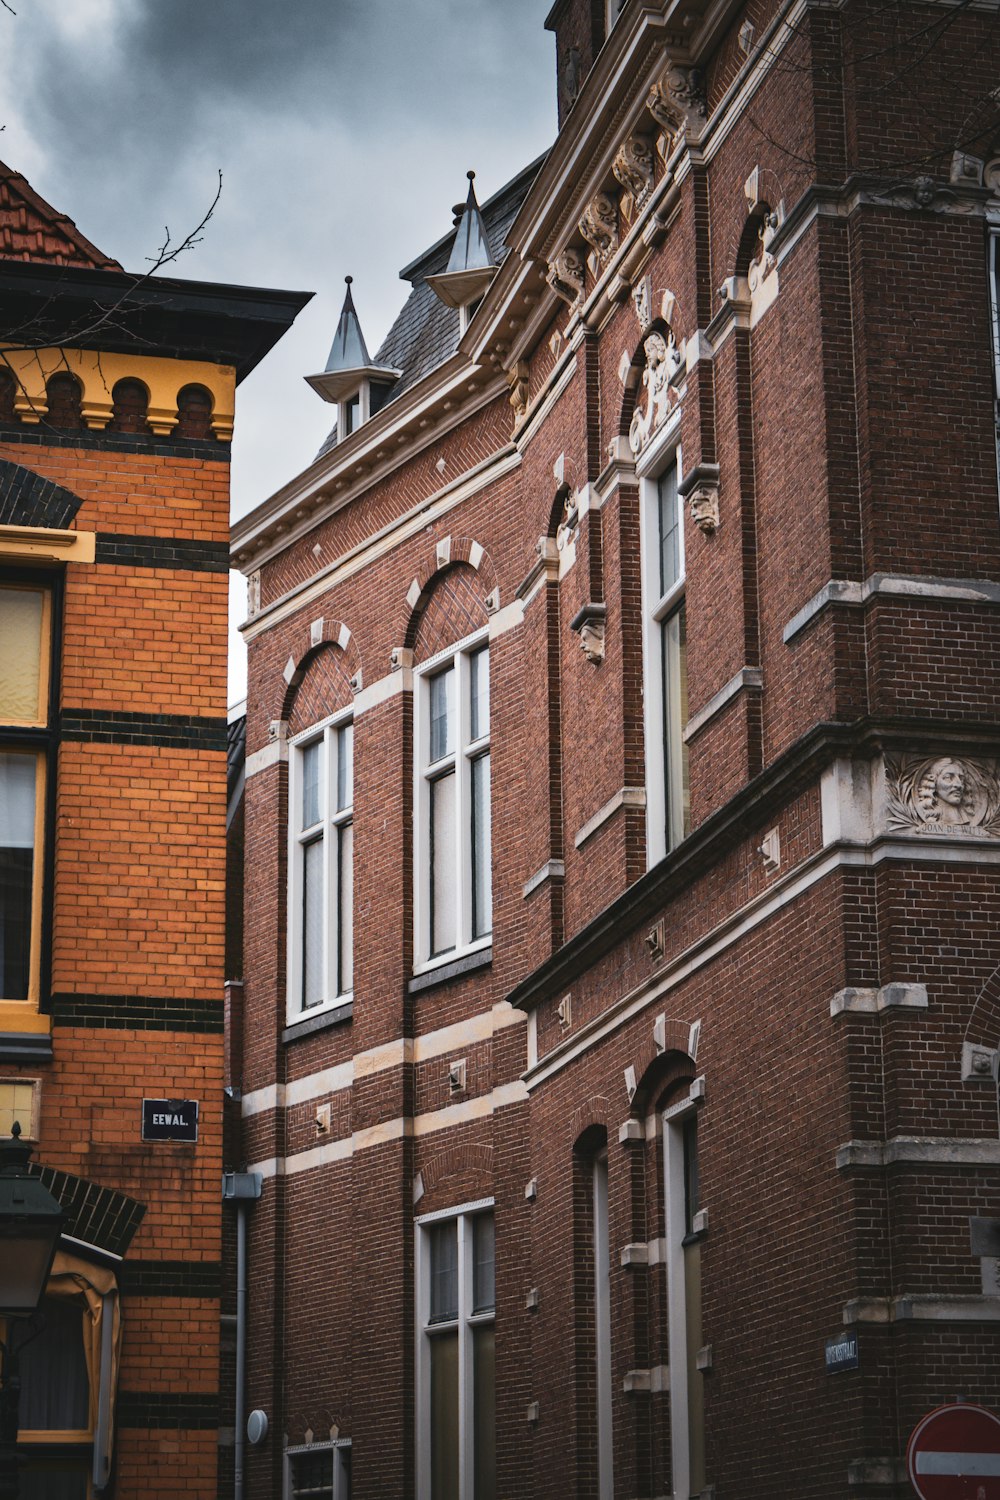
[
  {"x1": 429, "y1": 1220, "x2": 458, "y2": 1323},
  {"x1": 658, "y1": 463, "x2": 683, "y2": 597},
  {"x1": 344, "y1": 393, "x2": 361, "y2": 437},
  {"x1": 661, "y1": 605, "x2": 689, "y2": 849},
  {"x1": 472, "y1": 1212, "x2": 495, "y2": 1314},
  {"x1": 301, "y1": 741, "x2": 322, "y2": 830},
  {"x1": 473, "y1": 1324, "x2": 496, "y2": 1500},
  {"x1": 470, "y1": 648, "x2": 489, "y2": 741},
  {"x1": 429, "y1": 667, "x2": 454, "y2": 763},
  {"x1": 0, "y1": 751, "x2": 37, "y2": 1001},
  {"x1": 336, "y1": 723, "x2": 353, "y2": 813},
  {"x1": 0, "y1": 588, "x2": 45, "y2": 725},
  {"x1": 430, "y1": 1331, "x2": 459, "y2": 1500},
  {"x1": 19, "y1": 1298, "x2": 90, "y2": 1431},
  {"x1": 19, "y1": 1454, "x2": 89, "y2": 1500},
  {"x1": 302, "y1": 835, "x2": 324, "y2": 1007},
  {"x1": 338, "y1": 820, "x2": 353, "y2": 995},
  {"x1": 683, "y1": 1114, "x2": 700, "y2": 1235},
  {"x1": 290, "y1": 1449, "x2": 334, "y2": 1499},
  {"x1": 430, "y1": 772, "x2": 457, "y2": 956},
  {"x1": 471, "y1": 753, "x2": 492, "y2": 940}
]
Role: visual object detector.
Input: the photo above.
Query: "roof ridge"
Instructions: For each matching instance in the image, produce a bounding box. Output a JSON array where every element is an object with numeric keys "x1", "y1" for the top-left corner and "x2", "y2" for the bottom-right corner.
[{"x1": 0, "y1": 158, "x2": 123, "y2": 271}]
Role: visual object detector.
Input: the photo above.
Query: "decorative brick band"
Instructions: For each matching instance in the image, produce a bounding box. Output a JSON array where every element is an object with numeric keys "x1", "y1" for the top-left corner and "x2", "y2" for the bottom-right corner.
[
  {"x1": 60, "y1": 708, "x2": 227, "y2": 751},
  {"x1": 29, "y1": 1164, "x2": 146, "y2": 1258},
  {"x1": 119, "y1": 1260, "x2": 222, "y2": 1298},
  {"x1": 116, "y1": 1391, "x2": 220, "y2": 1430},
  {"x1": 0, "y1": 455, "x2": 82, "y2": 527},
  {"x1": 50, "y1": 992, "x2": 225, "y2": 1033},
  {"x1": 0, "y1": 421, "x2": 230, "y2": 463},
  {"x1": 95, "y1": 533, "x2": 230, "y2": 573}
]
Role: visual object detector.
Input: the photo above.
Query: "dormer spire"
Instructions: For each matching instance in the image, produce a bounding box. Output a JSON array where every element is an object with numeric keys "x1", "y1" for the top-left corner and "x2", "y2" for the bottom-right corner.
[
  {"x1": 325, "y1": 275, "x2": 371, "y2": 373},
  {"x1": 426, "y1": 171, "x2": 499, "y2": 312},
  {"x1": 305, "y1": 276, "x2": 400, "y2": 409}
]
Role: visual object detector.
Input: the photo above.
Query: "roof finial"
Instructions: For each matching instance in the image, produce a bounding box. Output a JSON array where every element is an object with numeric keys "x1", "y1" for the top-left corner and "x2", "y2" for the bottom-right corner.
[{"x1": 345, "y1": 274, "x2": 353, "y2": 285}]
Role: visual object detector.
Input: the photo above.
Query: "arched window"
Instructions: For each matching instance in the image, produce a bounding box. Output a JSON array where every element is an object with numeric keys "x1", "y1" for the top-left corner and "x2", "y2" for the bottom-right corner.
[
  {"x1": 45, "y1": 373, "x2": 83, "y2": 430},
  {"x1": 110, "y1": 378, "x2": 150, "y2": 435},
  {"x1": 412, "y1": 565, "x2": 492, "y2": 972},
  {"x1": 573, "y1": 1126, "x2": 614, "y2": 1499},
  {"x1": 174, "y1": 383, "x2": 214, "y2": 441}
]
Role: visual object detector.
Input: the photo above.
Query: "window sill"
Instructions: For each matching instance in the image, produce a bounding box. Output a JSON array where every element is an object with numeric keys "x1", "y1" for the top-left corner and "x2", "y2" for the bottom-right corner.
[
  {"x1": 282, "y1": 999, "x2": 353, "y2": 1044},
  {"x1": 0, "y1": 1031, "x2": 53, "y2": 1064},
  {"x1": 408, "y1": 946, "x2": 492, "y2": 996}
]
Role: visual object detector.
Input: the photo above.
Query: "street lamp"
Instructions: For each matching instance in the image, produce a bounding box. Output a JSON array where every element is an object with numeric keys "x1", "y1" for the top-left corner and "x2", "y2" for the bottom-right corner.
[{"x1": 0, "y1": 1124, "x2": 65, "y2": 1500}]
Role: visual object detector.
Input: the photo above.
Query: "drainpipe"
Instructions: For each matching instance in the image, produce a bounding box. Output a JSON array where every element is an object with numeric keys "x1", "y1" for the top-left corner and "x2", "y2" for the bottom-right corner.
[{"x1": 223, "y1": 1171, "x2": 262, "y2": 1500}]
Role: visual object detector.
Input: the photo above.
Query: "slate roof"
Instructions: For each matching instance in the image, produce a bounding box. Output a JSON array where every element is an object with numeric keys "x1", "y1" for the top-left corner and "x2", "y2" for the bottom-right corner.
[
  {"x1": 0, "y1": 159, "x2": 122, "y2": 270},
  {"x1": 317, "y1": 155, "x2": 545, "y2": 459}
]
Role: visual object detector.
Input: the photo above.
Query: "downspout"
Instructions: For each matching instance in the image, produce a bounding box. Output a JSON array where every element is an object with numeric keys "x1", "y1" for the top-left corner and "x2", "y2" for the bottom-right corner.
[{"x1": 223, "y1": 1171, "x2": 262, "y2": 1500}]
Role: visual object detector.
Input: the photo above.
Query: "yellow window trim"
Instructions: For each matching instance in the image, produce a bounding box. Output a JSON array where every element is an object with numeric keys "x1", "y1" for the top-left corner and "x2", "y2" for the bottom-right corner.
[{"x1": 0, "y1": 525, "x2": 95, "y2": 565}]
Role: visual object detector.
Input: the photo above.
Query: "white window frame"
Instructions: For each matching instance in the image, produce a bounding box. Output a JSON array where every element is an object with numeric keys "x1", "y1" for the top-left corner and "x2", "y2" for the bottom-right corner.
[
  {"x1": 415, "y1": 1198, "x2": 495, "y2": 1500},
  {"x1": 593, "y1": 1150, "x2": 614, "y2": 1500},
  {"x1": 284, "y1": 1438, "x2": 352, "y2": 1500},
  {"x1": 605, "y1": 0, "x2": 626, "y2": 38},
  {"x1": 637, "y1": 416, "x2": 687, "y2": 866},
  {"x1": 412, "y1": 630, "x2": 492, "y2": 974},
  {"x1": 286, "y1": 709, "x2": 354, "y2": 1027},
  {"x1": 662, "y1": 1092, "x2": 704, "y2": 1500},
  {"x1": 989, "y1": 225, "x2": 1000, "y2": 397}
]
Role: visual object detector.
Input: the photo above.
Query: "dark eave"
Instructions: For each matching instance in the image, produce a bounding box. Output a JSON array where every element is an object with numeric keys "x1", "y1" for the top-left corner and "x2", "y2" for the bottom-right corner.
[{"x1": 0, "y1": 260, "x2": 313, "y2": 383}]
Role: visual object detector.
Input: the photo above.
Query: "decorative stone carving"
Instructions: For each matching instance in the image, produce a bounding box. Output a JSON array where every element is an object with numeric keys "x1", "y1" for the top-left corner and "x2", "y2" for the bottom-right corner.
[
  {"x1": 570, "y1": 602, "x2": 607, "y2": 664},
  {"x1": 247, "y1": 570, "x2": 261, "y2": 617},
  {"x1": 632, "y1": 275, "x2": 653, "y2": 332},
  {"x1": 578, "y1": 192, "x2": 619, "y2": 262},
  {"x1": 688, "y1": 481, "x2": 719, "y2": 534},
  {"x1": 747, "y1": 210, "x2": 780, "y2": 294},
  {"x1": 546, "y1": 247, "x2": 586, "y2": 306},
  {"x1": 508, "y1": 360, "x2": 530, "y2": 426},
  {"x1": 613, "y1": 134, "x2": 655, "y2": 204},
  {"x1": 679, "y1": 462, "x2": 720, "y2": 535},
  {"x1": 886, "y1": 754, "x2": 1000, "y2": 838},
  {"x1": 647, "y1": 64, "x2": 707, "y2": 144},
  {"x1": 628, "y1": 329, "x2": 683, "y2": 456},
  {"x1": 985, "y1": 145, "x2": 1000, "y2": 198},
  {"x1": 951, "y1": 150, "x2": 984, "y2": 187},
  {"x1": 555, "y1": 489, "x2": 579, "y2": 553},
  {"x1": 645, "y1": 919, "x2": 665, "y2": 963}
]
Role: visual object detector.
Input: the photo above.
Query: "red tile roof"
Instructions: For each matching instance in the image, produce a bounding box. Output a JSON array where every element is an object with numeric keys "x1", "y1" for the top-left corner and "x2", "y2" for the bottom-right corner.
[{"x1": 0, "y1": 159, "x2": 121, "y2": 270}]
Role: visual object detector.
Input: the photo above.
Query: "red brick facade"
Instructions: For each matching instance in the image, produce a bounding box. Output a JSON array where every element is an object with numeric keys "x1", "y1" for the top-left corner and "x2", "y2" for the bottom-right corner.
[
  {"x1": 231, "y1": 4, "x2": 1000, "y2": 1497},
  {"x1": 0, "y1": 169, "x2": 304, "y2": 1497}
]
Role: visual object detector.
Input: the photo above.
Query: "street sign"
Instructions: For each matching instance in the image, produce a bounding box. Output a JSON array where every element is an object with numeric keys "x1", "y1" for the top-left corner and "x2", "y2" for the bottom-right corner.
[
  {"x1": 907, "y1": 1403, "x2": 1000, "y2": 1499},
  {"x1": 141, "y1": 1098, "x2": 199, "y2": 1143},
  {"x1": 825, "y1": 1331, "x2": 859, "y2": 1374}
]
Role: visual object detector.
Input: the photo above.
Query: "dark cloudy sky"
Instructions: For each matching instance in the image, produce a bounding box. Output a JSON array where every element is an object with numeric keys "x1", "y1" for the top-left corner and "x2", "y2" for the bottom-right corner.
[{"x1": 3, "y1": 1, "x2": 557, "y2": 699}]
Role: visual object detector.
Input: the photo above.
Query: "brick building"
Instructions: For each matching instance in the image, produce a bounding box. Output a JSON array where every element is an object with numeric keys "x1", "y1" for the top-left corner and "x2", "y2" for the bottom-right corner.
[
  {"x1": 229, "y1": 2, "x2": 1000, "y2": 1496},
  {"x1": 0, "y1": 161, "x2": 306, "y2": 1496}
]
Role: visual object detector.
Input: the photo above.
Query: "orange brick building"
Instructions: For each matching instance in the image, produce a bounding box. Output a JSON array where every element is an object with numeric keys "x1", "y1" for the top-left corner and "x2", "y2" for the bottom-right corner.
[{"x1": 0, "y1": 160, "x2": 307, "y2": 1497}]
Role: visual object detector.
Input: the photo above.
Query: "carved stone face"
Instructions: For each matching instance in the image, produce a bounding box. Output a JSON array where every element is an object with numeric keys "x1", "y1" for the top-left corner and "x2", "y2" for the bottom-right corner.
[{"x1": 933, "y1": 759, "x2": 966, "y2": 806}]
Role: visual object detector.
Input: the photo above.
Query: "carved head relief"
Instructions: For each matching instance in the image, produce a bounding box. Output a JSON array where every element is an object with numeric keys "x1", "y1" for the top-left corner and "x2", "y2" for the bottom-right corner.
[{"x1": 886, "y1": 754, "x2": 1000, "y2": 838}]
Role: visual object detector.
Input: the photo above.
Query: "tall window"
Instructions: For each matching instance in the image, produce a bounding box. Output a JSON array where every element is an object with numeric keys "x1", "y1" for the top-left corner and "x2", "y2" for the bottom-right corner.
[
  {"x1": 662, "y1": 1098, "x2": 705, "y2": 1499},
  {"x1": 0, "y1": 580, "x2": 52, "y2": 1011},
  {"x1": 287, "y1": 715, "x2": 353, "y2": 1022},
  {"x1": 641, "y1": 457, "x2": 689, "y2": 865},
  {"x1": 417, "y1": 1206, "x2": 495, "y2": 1500},
  {"x1": 593, "y1": 1151, "x2": 614, "y2": 1500},
  {"x1": 414, "y1": 639, "x2": 491, "y2": 969}
]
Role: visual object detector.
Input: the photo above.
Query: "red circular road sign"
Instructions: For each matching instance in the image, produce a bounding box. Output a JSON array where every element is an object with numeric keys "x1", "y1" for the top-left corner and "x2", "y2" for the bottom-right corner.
[{"x1": 908, "y1": 1404, "x2": 1000, "y2": 1500}]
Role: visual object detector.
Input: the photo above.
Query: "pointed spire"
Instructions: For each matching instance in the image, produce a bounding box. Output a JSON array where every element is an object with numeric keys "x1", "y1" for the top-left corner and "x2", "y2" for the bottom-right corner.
[
  {"x1": 325, "y1": 276, "x2": 371, "y2": 372},
  {"x1": 305, "y1": 276, "x2": 400, "y2": 407},
  {"x1": 426, "y1": 171, "x2": 499, "y2": 312}
]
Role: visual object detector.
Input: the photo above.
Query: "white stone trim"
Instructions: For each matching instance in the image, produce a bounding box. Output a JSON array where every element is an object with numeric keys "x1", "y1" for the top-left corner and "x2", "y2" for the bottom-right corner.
[
  {"x1": 844, "y1": 1295, "x2": 1000, "y2": 1324},
  {"x1": 784, "y1": 573, "x2": 1000, "y2": 643},
  {"x1": 239, "y1": 445, "x2": 520, "y2": 641},
  {"x1": 574, "y1": 787, "x2": 646, "y2": 849},
  {"x1": 488, "y1": 599, "x2": 524, "y2": 640},
  {"x1": 836, "y1": 1136, "x2": 1000, "y2": 1169},
  {"x1": 353, "y1": 668, "x2": 411, "y2": 717},
  {"x1": 523, "y1": 835, "x2": 1000, "y2": 1093},
  {"x1": 248, "y1": 1081, "x2": 528, "y2": 1179},
  {"x1": 523, "y1": 860, "x2": 565, "y2": 898},
  {"x1": 683, "y1": 667, "x2": 762, "y2": 742},
  {"x1": 244, "y1": 738, "x2": 288, "y2": 780},
  {"x1": 830, "y1": 982, "x2": 928, "y2": 1016}
]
